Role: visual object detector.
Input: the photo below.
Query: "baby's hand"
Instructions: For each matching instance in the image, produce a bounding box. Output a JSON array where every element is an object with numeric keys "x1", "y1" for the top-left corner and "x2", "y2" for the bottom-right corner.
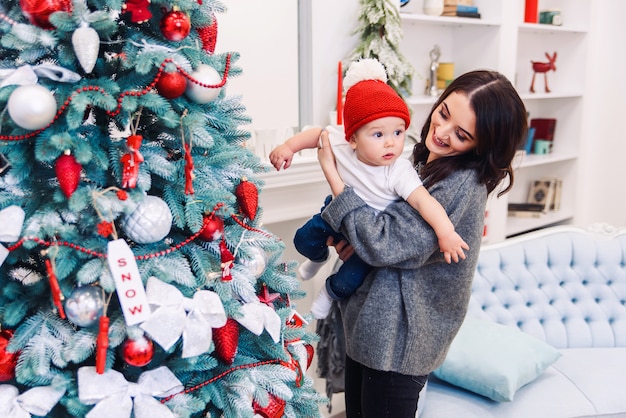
[
  {"x1": 269, "y1": 143, "x2": 295, "y2": 170},
  {"x1": 439, "y1": 231, "x2": 470, "y2": 264}
]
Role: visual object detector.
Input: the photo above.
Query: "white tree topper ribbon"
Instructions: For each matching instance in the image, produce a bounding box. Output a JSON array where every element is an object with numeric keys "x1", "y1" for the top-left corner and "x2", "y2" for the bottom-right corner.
[
  {"x1": 0, "y1": 384, "x2": 66, "y2": 417},
  {"x1": 140, "y1": 277, "x2": 227, "y2": 358},
  {"x1": 107, "y1": 239, "x2": 151, "y2": 326},
  {"x1": 78, "y1": 366, "x2": 182, "y2": 418},
  {"x1": 237, "y1": 301, "x2": 281, "y2": 343},
  {"x1": 0, "y1": 206, "x2": 25, "y2": 267},
  {"x1": 0, "y1": 64, "x2": 81, "y2": 87}
]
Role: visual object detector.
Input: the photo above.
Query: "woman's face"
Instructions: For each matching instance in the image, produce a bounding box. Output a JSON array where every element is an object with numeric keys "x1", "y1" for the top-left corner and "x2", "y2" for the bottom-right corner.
[{"x1": 425, "y1": 92, "x2": 477, "y2": 163}]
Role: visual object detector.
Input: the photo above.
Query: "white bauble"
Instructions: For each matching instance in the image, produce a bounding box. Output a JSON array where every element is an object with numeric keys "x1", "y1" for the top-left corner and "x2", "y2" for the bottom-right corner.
[
  {"x1": 65, "y1": 286, "x2": 105, "y2": 327},
  {"x1": 185, "y1": 64, "x2": 222, "y2": 104},
  {"x1": 240, "y1": 246, "x2": 267, "y2": 279},
  {"x1": 123, "y1": 196, "x2": 173, "y2": 244},
  {"x1": 8, "y1": 84, "x2": 57, "y2": 130}
]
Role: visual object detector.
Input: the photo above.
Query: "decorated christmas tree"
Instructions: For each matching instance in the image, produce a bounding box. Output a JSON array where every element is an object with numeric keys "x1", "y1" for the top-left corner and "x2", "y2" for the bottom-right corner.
[
  {"x1": 346, "y1": 0, "x2": 414, "y2": 97},
  {"x1": 0, "y1": 0, "x2": 324, "y2": 416}
]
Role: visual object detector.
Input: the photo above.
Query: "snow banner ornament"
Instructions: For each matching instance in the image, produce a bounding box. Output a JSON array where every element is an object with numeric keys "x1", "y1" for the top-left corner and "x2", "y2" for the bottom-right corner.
[
  {"x1": 78, "y1": 366, "x2": 182, "y2": 418},
  {"x1": 106, "y1": 239, "x2": 151, "y2": 326},
  {"x1": 0, "y1": 384, "x2": 66, "y2": 417},
  {"x1": 140, "y1": 277, "x2": 227, "y2": 358}
]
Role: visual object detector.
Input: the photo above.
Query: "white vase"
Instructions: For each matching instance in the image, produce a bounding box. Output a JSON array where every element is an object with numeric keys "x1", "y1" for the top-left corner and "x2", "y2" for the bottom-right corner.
[{"x1": 423, "y1": 0, "x2": 444, "y2": 16}]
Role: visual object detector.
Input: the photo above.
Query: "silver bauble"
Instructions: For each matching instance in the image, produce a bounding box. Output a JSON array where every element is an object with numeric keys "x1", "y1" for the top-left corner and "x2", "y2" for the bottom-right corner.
[
  {"x1": 123, "y1": 196, "x2": 173, "y2": 244},
  {"x1": 65, "y1": 286, "x2": 105, "y2": 327}
]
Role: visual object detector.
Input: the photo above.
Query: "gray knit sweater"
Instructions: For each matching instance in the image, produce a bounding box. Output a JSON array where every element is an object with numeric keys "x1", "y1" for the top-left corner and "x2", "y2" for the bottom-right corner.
[{"x1": 321, "y1": 167, "x2": 487, "y2": 376}]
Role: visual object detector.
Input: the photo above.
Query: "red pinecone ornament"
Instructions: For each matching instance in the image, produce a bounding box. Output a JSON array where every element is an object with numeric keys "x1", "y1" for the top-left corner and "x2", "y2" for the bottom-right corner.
[
  {"x1": 212, "y1": 318, "x2": 239, "y2": 364},
  {"x1": 197, "y1": 16, "x2": 218, "y2": 54},
  {"x1": 253, "y1": 393, "x2": 286, "y2": 418},
  {"x1": 55, "y1": 152, "x2": 82, "y2": 198},
  {"x1": 0, "y1": 329, "x2": 18, "y2": 382},
  {"x1": 235, "y1": 177, "x2": 258, "y2": 220}
]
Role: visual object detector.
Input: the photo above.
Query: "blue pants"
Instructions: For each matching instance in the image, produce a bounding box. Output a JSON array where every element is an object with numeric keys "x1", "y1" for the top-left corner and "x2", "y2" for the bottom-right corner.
[{"x1": 293, "y1": 196, "x2": 372, "y2": 300}]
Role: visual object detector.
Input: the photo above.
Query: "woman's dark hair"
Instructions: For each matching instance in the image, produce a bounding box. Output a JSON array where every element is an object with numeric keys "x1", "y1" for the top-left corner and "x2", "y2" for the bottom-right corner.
[{"x1": 413, "y1": 70, "x2": 527, "y2": 197}]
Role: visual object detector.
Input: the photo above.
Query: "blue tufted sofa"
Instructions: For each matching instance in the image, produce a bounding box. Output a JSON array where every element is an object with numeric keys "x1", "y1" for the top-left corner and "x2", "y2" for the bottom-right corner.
[{"x1": 420, "y1": 225, "x2": 626, "y2": 418}]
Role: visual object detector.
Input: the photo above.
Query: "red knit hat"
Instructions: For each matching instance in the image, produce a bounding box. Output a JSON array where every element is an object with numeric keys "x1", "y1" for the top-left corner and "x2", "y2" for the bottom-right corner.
[{"x1": 342, "y1": 59, "x2": 411, "y2": 141}]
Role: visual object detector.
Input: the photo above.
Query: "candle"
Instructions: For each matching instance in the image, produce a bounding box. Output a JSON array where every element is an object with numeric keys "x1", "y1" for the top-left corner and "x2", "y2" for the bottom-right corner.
[{"x1": 336, "y1": 61, "x2": 343, "y2": 125}]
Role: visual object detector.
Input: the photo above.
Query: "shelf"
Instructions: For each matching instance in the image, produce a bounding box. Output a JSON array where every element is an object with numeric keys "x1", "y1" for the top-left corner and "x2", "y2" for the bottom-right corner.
[
  {"x1": 400, "y1": 13, "x2": 500, "y2": 28},
  {"x1": 519, "y1": 91, "x2": 584, "y2": 101},
  {"x1": 513, "y1": 151, "x2": 577, "y2": 169},
  {"x1": 519, "y1": 23, "x2": 588, "y2": 35},
  {"x1": 406, "y1": 95, "x2": 438, "y2": 106},
  {"x1": 506, "y1": 210, "x2": 574, "y2": 237}
]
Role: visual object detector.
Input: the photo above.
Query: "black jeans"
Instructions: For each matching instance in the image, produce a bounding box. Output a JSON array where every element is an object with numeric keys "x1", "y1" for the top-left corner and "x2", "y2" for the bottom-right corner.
[{"x1": 344, "y1": 355, "x2": 428, "y2": 418}]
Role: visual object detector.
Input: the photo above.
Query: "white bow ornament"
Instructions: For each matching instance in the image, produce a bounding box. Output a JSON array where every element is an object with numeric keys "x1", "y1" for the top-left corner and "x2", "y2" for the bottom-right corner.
[
  {"x1": 140, "y1": 277, "x2": 227, "y2": 358},
  {"x1": 0, "y1": 384, "x2": 66, "y2": 418},
  {"x1": 0, "y1": 64, "x2": 81, "y2": 88},
  {"x1": 78, "y1": 366, "x2": 182, "y2": 418},
  {"x1": 0, "y1": 206, "x2": 25, "y2": 267},
  {"x1": 236, "y1": 301, "x2": 281, "y2": 343}
]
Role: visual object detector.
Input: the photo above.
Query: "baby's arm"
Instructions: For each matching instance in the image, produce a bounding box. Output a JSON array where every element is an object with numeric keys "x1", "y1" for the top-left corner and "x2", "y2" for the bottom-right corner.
[
  {"x1": 406, "y1": 186, "x2": 470, "y2": 264},
  {"x1": 268, "y1": 127, "x2": 323, "y2": 170}
]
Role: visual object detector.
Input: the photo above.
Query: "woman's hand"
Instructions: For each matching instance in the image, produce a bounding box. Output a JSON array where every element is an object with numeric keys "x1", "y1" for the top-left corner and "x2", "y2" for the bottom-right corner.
[
  {"x1": 317, "y1": 130, "x2": 345, "y2": 196},
  {"x1": 326, "y1": 236, "x2": 355, "y2": 262}
]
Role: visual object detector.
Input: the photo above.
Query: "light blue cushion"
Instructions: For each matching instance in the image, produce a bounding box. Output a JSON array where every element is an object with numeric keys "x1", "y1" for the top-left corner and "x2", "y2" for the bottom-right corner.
[{"x1": 433, "y1": 317, "x2": 561, "y2": 402}]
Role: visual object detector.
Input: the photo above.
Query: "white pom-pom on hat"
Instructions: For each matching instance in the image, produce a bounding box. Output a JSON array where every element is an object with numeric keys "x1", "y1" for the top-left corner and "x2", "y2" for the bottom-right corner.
[{"x1": 343, "y1": 58, "x2": 388, "y2": 93}]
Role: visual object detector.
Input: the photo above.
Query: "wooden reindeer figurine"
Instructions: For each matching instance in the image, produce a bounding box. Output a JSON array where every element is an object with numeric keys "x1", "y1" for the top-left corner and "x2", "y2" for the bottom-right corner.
[{"x1": 530, "y1": 52, "x2": 557, "y2": 93}]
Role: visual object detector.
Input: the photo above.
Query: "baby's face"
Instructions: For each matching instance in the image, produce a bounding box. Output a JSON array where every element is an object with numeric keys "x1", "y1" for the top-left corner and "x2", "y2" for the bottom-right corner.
[{"x1": 350, "y1": 116, "x2": 407, "y2": 167}]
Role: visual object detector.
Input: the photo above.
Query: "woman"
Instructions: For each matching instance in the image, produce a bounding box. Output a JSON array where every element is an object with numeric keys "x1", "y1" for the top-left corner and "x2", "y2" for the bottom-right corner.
[{"x1": 317, "y1": 70, "x2": 527, "y2": 417}]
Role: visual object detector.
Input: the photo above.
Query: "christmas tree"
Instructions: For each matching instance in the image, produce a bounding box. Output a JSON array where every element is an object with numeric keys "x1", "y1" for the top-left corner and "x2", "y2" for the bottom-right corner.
[
  {"x1": 346, "y1": 0, "x2": 414, "y2": 97},
  {"x1": 0, "y1": 0, "x2": 324, "y2": 417}
]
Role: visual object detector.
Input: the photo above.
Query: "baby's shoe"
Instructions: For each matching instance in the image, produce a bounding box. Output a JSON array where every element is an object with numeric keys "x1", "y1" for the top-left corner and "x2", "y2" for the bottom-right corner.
[{"x1": 298, "y1": 259, "x2": 326, "y2": 280}]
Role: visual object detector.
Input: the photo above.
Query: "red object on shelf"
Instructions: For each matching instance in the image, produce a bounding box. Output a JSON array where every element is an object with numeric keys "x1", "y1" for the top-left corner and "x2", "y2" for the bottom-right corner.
[{"x1": 524, "y1": 0, "x2": 538, "y2": 23}]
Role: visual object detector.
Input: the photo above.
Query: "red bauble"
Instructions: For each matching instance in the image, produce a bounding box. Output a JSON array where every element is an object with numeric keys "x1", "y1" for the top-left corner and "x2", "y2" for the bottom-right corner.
[
  {"x1": 198, "y1": 213, "x2": 224, "y2": 241},
  {"x1": 212, "y1": 318, "x2": 239, "y2": 365},
  {"x1": 0, "y1": 329, "x2": 18, "y2": 382},
  {"x1": 235, "y1": 177, "x2": 258, "y2": 220},
  {"x1": 156, "y1": 71, "x2": 187, "y2": 99},
  {"x1": 160, "y1": 10, "x2": 191, "y2": 42},
  {"x1": 55, "y1": 152, "x2": 82, "y2": 198},
  {"x1": 20, "y1": 0, "x2": 72, "y2": 29},
  {"x1": 122, "y1": 335, "x2": 154, "y2": 367},
  {"x1": 253, "y1": 394, "x2": 286, "y2": 418}
]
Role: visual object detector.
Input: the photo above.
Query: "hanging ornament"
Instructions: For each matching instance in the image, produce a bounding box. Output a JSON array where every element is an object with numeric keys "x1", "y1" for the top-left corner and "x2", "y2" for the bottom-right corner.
[
  {"x1": 253, "y1": 393, "x2": 286, "y2": 418},
  {"x1": 72, "y1": 23, "x2": 100, "y2": 74},
  {"x1": 8, "y1": 84, "x2": 57, "y2": 130},
  {"x1": 122, "y1": 195, "x2": 173, "y2": 244},
  {"x1": 258, "y1": 283, "x2": 280, "y2": 308},
  {"x1": 120, "y1": 134, "x2": 144, "y2": 189},
  {"x1": 198, "y1": 213, "x2": 224, "y2": 241},
  {"x1": 20, "y1": 0, "x2": 72, "y2": 29},
  {"x1": 96, "y1": 316, "x2": 109, "y2": 374},
  {"x1": 55, "y1": 151, "x2": 82, "y2": 198},
  {"x1": 156, "y1": 70, "x2": 186, "y2": 99},
  {"x1": 240, "y1": 246, "x2": 267, "y2": 279},
  {"x1": 185, "y1": 64, "x2": 223, "y2": 104},
  {"x1": 236, "y1": 177, "x2": 258, "y2": 220},
  {"x1": 212, "y1": 318, "x2": 238, "y2": 365},
  {"x1": 220, "y1": 238, "x2": 234, "y2": 281},
  {"x1": 160, "y1": 7, "x2": 191, "y2": 42},
  {"x1": 122, "y1": 0, "x2": 152, "y2": 23},
  {"x1": 0, "y1": 329, "x2": 18, "y2": 382},
  {"x1": 45, "y1": 258, "x2": 66, "y2": 318},
  {"x1": 121, "y1": 334, "x2": 154, "y2": 367},
  {"x1": 197, "y1": 15, "x2": 218, "y2": 54},
  {"x1": 64, "y1": 285, "x2": 105, "y2": 327}
]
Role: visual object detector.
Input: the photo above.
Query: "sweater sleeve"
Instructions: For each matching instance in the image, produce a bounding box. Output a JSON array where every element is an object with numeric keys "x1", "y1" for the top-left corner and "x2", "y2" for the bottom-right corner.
[{"x1": 322, "y1": 169, "x2": 486, "y2": 269}]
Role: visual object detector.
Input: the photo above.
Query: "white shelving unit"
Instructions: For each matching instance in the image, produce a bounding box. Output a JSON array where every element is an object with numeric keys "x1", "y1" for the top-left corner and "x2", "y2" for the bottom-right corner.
[{"x1": 399, "y1": 0, "x2": 590, "y2": 243}]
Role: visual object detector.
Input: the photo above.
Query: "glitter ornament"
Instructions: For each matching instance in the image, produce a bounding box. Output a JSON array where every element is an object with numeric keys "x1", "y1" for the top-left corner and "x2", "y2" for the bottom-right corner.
[
  {"x1": 55, "y1": 152, "x2": 82, "y2": 198},
  {"x1": 64, "y1": 286, "x2": 105, "y2": 328},
  {"x1": 160, "y1": 9, "x2": 191, "y2": 42},
  {"x1": 0, "y1": 329, "x2": 18, "y2": 382},
  {"x1": 212, "y1": 318, "x2": 238, "y2": 365},
  {"x1": 8, "y1": 84, "x2": 57, "y2": 130},
  {"x1": 20, "y1": 0, "x2": 72, "y2": 29},
  {"x1": 156, "y1": 71, "x2": 186, "y2": 99},
  {"x1": 236, "y1": 177, "x2": 258, "y2": 220},
  {"x1": 185, "y1": 64, "x2": 222, "y2": 104},
  {"x1": 72, "y1": 24, "x2": 100, "y2": 74},
  {"x1": 198, "y1": 213, "x2": 224, "y2": 241},
  {"x1": 253, "y1": 393, "x2": 286, "y2": 418},
  {"x1": 197, "y1": 15, "x2": 218, "y2": 54},
  {"x1": 123, "y1": 195, "x2": 173, "y2": 244},
  {"x1": 121, "y1": 335, "x2": 154, "y2": 367}
]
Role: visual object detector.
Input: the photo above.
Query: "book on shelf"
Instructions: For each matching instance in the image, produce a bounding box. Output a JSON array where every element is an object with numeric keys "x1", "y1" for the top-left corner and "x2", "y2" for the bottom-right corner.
[
  {"x1": 442, "y1": 5, "x2": 481, "y2": 18},
  {"x1": 507, "y1": 202, "x2": 545, "y2": 218}
]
